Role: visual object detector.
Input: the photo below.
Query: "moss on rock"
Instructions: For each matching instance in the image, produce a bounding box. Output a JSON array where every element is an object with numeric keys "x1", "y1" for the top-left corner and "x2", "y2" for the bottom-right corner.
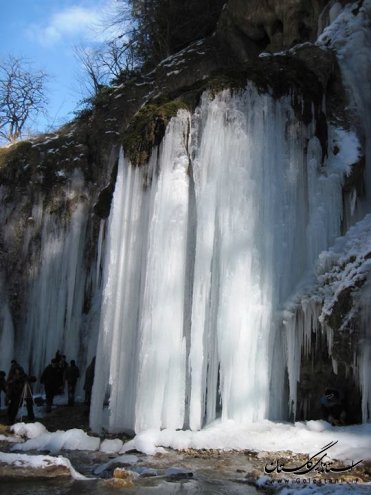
[{"x1": 122, "y1": 100, "x2": 189, "y2": 166}]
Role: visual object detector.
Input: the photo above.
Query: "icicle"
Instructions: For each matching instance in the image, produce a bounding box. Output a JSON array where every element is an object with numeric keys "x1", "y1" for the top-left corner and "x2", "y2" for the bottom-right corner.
[
  {"x1": 92, "y1": 86, "x2": 348, "y2": 433},
  {"x1": 359, "y1": 275, "x2": 371, "y2": 422},
  {"x1": 95, "y1": 220, "x2": 105, "y2": 290},
  {"x1": 134, "y1": 111, "x2": 190, "y2": 432},
  {"x1": 325, "y1": 324, "x2": 334, "y2": 357},
  {"x1": 20, "y1": 173, "x2": 89, "y2": 381},
  {"x1": 0, "y1": 279, "x2": 15, "y2": 373},
  {"x1": 92, "y1": 111, "x2": 191, "y2": 433}
]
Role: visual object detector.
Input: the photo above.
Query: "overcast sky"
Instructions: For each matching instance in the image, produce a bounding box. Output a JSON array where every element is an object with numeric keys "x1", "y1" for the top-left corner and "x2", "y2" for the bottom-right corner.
[{"x1": 0, "y1": 0, "x2": 119, "y2": 135}]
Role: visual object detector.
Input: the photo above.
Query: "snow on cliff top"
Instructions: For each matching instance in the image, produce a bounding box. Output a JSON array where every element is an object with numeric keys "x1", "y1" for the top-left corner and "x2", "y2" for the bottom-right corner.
[{"x1": 317, "y1": 0, "x2": 371, "y2": 137}]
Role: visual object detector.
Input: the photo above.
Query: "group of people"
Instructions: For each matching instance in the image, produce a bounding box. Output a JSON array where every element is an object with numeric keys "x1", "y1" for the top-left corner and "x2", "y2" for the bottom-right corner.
[
  {"x1": 0, "y1": 361, "x2": 36, "y2": 424},
  {"x1": 0, "y1": 351, "x2": 96, "y2": 424},
  {"x1": 40, "y1": 352, "x2": 80, "y2": 412}
]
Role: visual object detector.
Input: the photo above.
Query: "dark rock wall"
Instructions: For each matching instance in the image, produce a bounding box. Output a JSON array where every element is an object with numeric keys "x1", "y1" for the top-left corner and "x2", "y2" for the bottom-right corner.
[{"x1": 217, "y1": 0, "x2": 329, "y2": 61}]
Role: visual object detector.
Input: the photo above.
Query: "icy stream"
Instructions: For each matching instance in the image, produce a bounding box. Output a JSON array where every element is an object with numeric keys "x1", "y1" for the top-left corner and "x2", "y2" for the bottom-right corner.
[{"x1": 0, "y1": 478, "x2": 260, "y2": 495}]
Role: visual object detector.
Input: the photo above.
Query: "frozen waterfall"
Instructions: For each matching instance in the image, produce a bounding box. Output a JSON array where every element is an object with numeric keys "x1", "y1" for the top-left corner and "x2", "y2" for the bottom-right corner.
[
  {"x1": 0, "y1": 170, "x2": 102, "y2": 387},
  {"x1": 91, "y1": 87, "x2": 346, "y2": 433}
]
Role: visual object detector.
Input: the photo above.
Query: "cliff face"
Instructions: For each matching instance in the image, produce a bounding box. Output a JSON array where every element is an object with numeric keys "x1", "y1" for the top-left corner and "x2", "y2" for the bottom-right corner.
[
  {"x1": 217, "y1": 0, "x2": 329, "y2": 59},
  {"x1": 0, "y1": 0, "x2": 370, "y2": 428}
]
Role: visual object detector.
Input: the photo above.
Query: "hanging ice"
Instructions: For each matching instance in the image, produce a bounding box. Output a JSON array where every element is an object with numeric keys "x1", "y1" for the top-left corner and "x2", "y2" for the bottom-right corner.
[
  {"x1": 91, "y1": 112, "x2": 191, "y2": 432},
  {"x1": 2, "y1": 169, "x2": 102, "y2": 386},
  {"x1": 92, "y1": 87, "x2": 345, "y2": 433},
  {"x1": 0, "y1": 280, "x2": 14, "y2": 374}
]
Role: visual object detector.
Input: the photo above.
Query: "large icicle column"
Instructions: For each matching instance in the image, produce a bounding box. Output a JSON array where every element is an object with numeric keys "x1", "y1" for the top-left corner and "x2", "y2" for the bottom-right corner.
[
  {"x1": 91, "y1": 112, "x2": 190, "y2": 432},
  {"x1": 92, "y1": 87, "x2": 346, "y2": 434}
]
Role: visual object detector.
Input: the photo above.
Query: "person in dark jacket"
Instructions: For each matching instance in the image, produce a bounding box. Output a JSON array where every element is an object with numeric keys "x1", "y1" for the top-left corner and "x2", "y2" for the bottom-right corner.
[
  {"x1": 7, "y1": 360, "x2": 24, "y2": 382},
  {"x1": 40, "y1": 359, "x2": 60, "y2": 412},
  {"x1": 56, "y1": 354, "x2": 68, "y2": 394},
  {"x1": 84, "y1": 357, "x2": 95, "y2": 411},
  {"x1": 65, "y1": 360, "x2": 80, "y2": 406},
  {"x1": 7, "y1": 367, "x2": 24, "y2": 424},
  {"x1": 24, "y1": 374, "x2": 36, "y2": 421},
  {"x1": 0, "y1": 370, "x2": 7, "y2": 408},
  {"x1": 54, "y1": 350, "x2": 62, "y2": 363}
]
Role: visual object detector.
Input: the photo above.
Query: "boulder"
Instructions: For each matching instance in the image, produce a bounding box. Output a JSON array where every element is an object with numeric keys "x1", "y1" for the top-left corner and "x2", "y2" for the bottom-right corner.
[{"x1": 0, "y1": 460, "x2": 70, "y2": 480}]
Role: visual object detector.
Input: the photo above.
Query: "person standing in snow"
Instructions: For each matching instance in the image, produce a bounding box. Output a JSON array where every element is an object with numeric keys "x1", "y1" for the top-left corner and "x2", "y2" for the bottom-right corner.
[
  {"x1": 65, "y1": 360, "x2": 80, "y2": 406},
  {"x1": 54, "y1": 350, "x2": 62, "y2": 363},
  {"x1": 0, "y1": 370, "x2": 7, "y2": 407},
  {"x1": 83, "y1": 356, "x2": 95, "y2": 412},
  {"x1": 56, "y1": 354, "x2": 68, "y2": 394},
  {"x1": 6, "y1": 367, "x2": 35, "y2": 424},
  {"x1": 40, "y1": 359, "x2": 60, "y2": 412},
  {"x1": 7, "y1": 360, "x2": 24, "y2": 381},
  {"x1": 21, "y1": 374, "x2": 36, "y2": 422}
]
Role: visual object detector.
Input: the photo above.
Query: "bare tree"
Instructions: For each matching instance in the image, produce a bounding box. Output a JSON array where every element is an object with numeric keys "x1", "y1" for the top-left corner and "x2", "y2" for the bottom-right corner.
[
  {"x1": 75, "y1": 38, "x2": 136, "y2": 100},
  {"x1": 74, "y1": 45, "x2": 105, "y2": 97},
  {"x1": 0, "y1": 56, "x2": 48, "y2": 144},
  {"x1": 103, "y1": 38, "x2": 136, "y2": 79}
]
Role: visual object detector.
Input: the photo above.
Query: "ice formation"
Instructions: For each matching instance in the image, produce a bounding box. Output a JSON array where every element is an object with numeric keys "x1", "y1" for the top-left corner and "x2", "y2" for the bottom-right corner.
[
  {"x1": 0, "y1": 170, "x2": 102, "y2": 387},
  {"x1": 317, "y1": 0, "x2": 371, "y2": 204},
  {"x1": 91, "y1": 87, "x2": 354, "y2": 433},
  {"x1": 0, "y1": 0, "x2": 369, "y2": 445}
]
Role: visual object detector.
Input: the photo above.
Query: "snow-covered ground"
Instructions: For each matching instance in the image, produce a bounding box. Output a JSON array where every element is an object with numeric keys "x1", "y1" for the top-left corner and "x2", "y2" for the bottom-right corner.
[
  {"x1": 0, "y1": 451, "x2": 87, "y2": 480},
  {"x1": 1, "y1": 420, "x2": 370, "y2": 493},
  {"x1": 2, "y1": 419, "x2": 370, "y2": 462},
  {"x1": 120, "y1": 420, "x2": 371, "y2": 460}
]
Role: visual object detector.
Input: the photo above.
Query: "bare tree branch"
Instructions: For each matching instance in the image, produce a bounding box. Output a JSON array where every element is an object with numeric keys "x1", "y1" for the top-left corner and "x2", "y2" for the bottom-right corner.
[{"x1": 0, "y1": 56, "x2": 48, "y2": 144}]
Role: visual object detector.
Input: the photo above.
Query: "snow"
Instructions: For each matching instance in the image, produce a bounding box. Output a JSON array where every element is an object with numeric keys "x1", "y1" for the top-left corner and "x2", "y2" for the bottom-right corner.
[
  {"x1": 11, "y1": 422, "x2": 47, "y2": 439},
  {"x1": 118, "y1": 420, "x2": 371, "y2": 461},
  {"x1": 316, "y1": 213, "x2": 371, "y2": 325},
  {"x1": 0, "y1": 452, "x2": 87, "y2": 480},
  {"x1": 166, "y1": 70, "x2": 181, "y2": 76},
  {"x1": 12, "y1": 428, "x2": 100, "y2": 453},
  {"x1": 326, "y1": 127, "x2": 362, "y2": 175},
  {"x1": 317, "y1": 0, "x2": 371, "y2": 202},
  {"x1": 0, "y1": 435, "x2": 20, "y2": 443},
  {"x1": 4, "y1": 421, "x2": 370, "y2": 469},
  {"x1": 158, "y1": 38, "x2": 206, "y2": 69},
  {"x1": 100, "y1": 438, "x2": 123, "y2": 454}
]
